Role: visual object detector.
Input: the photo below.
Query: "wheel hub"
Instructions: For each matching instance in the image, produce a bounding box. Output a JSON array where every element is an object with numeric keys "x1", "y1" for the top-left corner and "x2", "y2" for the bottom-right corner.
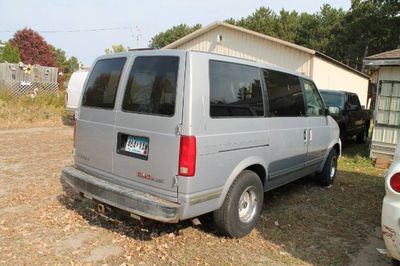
[
  {"x1": 238, "y1": 186, "x2": 258, "y2": 223},
  {"x1": 330, "y1": 156, "x2": 338, "y2": 179}
]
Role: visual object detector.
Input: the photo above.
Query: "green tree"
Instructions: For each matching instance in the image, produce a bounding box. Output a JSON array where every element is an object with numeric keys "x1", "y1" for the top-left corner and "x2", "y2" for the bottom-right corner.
[
  {"x1": 226, "y1": 7, "x2": 278, "y2": 38},
  {"x1": 274, "y1": 9, "x2": 300, "y2": 42},
  {"x1": 296, "y1": 5, "x2": 345, "y2": 54},
  {"x1": 104, "y1": 44, "x2": 129, "y2": 54},
  {"x1": 332, "y1": 0, "x2": 400, "y2": 69},
  {"x1": 149, "y1": 2, "x2": 399, "y2": 71},
  {"x1": 50, "y1": 45, "x2": 67, "y2": 67},
  {"x1": 149, "y1": 24, "x2": 202, "y2": 49},
  {"x1": 65, "y1": 56, "x2": 79, "y2": 73},
  {"x1": 0, "y1": 42, "x2": 21, "y2": 63},
  {"x1": 49, "y1": 45, "x2": 80, "y2": 74}
]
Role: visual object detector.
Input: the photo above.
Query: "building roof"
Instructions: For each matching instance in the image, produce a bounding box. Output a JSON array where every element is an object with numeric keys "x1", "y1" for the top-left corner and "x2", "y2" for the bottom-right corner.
[
  {"x1": 364, "y1": 48, "x2": 400, "y2": 66},
  {"x1": 164, "y1": 21, "x2": 315, "y2": 54},
  {"x1": 164, "y1": 21, "x2": 369, "y2": 79},
  {"x1": 365, "y1": 48, "x2": 400, "y2": 60}
]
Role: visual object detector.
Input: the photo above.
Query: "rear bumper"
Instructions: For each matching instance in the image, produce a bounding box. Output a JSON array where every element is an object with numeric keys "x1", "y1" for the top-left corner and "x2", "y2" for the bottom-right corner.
[
  {"x1": 382, "y1": 195, "x2": 400, "y2": 260},
  {"x1": 61, "y1": 166, "x2": 181, "y2": 223}
]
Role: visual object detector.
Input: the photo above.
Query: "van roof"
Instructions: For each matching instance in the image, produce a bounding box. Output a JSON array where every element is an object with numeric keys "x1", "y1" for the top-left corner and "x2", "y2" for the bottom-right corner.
[{"x1": 94, "y1": 49, "x2": 311, "y2": 80}]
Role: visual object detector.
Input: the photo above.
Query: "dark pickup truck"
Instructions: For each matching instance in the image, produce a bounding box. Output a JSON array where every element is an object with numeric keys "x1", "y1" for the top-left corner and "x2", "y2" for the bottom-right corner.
[{"x1": 320, "y1": 90, "x2": 372, "y2": 143}]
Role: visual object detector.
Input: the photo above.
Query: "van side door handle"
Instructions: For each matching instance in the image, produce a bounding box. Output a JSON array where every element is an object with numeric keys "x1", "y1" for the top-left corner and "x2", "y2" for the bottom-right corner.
[{"x1": 303, "y1": 129, "x2": 307, "y2": 144}]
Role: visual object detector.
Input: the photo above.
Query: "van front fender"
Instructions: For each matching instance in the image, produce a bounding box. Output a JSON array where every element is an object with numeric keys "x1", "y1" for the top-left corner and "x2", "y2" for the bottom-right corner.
[{"x1": 318, "y1": 138, "x2": 342, "y2": 173}]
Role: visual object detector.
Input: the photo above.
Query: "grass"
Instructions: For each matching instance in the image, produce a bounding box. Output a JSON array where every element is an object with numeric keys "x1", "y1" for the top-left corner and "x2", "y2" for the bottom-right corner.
[
  {"x1": 255, "y1": 140, "x2": 386, "y2": 265},
  {"x1": 56, "y1": 138, "x2": 386, "y2": 265},
  {"x1": 0, "y1": 105, "x2": 386, "y2": 264},
  {"x1": 0, "y1": 89, "x2": 66, "y2": 129}
]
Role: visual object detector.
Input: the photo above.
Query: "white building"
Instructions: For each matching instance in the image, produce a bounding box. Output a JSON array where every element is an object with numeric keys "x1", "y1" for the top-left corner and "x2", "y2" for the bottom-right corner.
[
  {"x1": 165, "y1": 21, "x2": 370, "y2": 106},
  {"x1": 364, "y1": 48, "x2": 400, "y2": 159}
]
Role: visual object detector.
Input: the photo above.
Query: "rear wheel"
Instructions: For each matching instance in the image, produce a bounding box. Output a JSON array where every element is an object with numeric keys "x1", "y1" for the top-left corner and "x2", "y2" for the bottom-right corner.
[
  {"x1": 213, "y1": 170, "x2": 263, "y2": 238},
  {"x1": 316, "y1": 149, "x2": 338, "y2": 187}
]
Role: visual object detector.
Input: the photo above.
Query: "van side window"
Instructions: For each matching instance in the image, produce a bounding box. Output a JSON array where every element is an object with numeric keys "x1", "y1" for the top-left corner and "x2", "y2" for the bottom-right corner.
[
  {"x1": 263, "y1": 70, "x2": 305, "y2": 117},
  {"x1": 122, "y1": 56, "x2": 179, "y2": 116},
  {"x1": 209, "y1": 60, "x2": 264, "y2": 118},
  {"x1": 82, "y1": 58, "x2": 126, "y2": 109},
  {"x1": 302, "y1": 79, "x2": 325, "y2": 116}
]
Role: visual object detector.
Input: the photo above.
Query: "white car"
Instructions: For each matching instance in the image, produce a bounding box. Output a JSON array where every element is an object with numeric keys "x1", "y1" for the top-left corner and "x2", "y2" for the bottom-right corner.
[
  {"x1": 382, "y1": 141, "x2": 400, "y2": 263},
  {"x1": 66, "y1": 70, "x2": 89, "y2": 117}
]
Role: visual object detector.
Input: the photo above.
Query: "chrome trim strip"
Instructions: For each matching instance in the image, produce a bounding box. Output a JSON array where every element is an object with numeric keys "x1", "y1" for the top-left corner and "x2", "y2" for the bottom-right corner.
[{"x1": 189, "y1": 189, "x2": 222, "y2": 206}]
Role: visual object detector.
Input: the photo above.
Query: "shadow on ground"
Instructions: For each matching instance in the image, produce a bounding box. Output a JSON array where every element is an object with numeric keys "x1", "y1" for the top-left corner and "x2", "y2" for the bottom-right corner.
[
  {"x1": 57, "y1": 193, "x2": 227, "y2": 242},
  {"x1": 57, "y1": 141, "x2": 384, "y2": 265}
]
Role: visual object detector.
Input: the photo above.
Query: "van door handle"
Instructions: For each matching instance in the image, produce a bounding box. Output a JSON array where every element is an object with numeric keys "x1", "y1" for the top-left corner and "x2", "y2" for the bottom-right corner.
[{"x1": 303, "y1": 129, "x2": 307, "y2": 144}]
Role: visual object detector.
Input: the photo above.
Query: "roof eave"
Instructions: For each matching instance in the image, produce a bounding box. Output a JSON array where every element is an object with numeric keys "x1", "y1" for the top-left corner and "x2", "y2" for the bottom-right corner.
[
  {"x1": 363, "y1": 59, "x2": 400, "y2": 66},
  {"x1": 315, "y1": 52, "x2": 370, "y2": 79}
]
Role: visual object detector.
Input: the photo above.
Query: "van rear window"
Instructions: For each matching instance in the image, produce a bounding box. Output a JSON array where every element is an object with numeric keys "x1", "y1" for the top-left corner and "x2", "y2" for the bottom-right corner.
[
  {"x1": 82, "y1": 58, "x2": 126, "y2": 109},
  {"x1": 122, "y1": 56, "x2": 179, "y2": 116}
]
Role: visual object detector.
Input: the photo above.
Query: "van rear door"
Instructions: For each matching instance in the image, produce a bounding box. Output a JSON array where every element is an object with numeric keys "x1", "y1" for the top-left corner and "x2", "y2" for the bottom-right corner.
[
  {"x1": 113, "y1": 53, "x2": 186, "y2": 194},
  {"x1": 75, "y1": 57, "x2": 127, "y2": 173}
]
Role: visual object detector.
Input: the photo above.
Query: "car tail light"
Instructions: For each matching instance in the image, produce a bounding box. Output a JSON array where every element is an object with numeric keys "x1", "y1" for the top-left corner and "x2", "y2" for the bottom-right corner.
[
  {"x1": 178, "y1": 135, "x2": 196, "y2": 177},
  {"x1": 390, "y1": 173, "x2": 400, "y2": 193}
]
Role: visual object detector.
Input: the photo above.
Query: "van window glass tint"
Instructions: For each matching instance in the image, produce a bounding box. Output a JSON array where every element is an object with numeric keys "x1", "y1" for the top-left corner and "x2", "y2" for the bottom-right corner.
[
  {"x1": 263, "y1": 70, "x2": 304, "y2": 116},
  {"x1": 122, "y1": 56, "x2": 179, "y2": 116},
  {"x1": 303, "y1": 79, "x2": 324, "y2": 116},
  {"x1": 82, "y1": 58, "x2": 126, "y2": 109},
  {"x1": 209, "y1": 60, "x2": 264, "y2": 117}
]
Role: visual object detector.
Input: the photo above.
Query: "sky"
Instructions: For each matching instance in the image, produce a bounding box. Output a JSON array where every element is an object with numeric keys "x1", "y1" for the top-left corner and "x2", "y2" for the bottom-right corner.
[{"x1": 0, "y1": 0, "x2": 351, "y2": 66}]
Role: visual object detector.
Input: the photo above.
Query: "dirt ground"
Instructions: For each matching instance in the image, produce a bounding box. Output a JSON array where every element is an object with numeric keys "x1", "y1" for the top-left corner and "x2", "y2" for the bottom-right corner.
[{"x1": 0, "y1": 126, "x2": 394, "y2": 265}]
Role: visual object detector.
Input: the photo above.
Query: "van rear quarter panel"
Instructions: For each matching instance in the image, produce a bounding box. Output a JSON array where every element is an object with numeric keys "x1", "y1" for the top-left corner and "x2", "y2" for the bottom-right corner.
[{"x1": 178, "y1": 53, "x2": 269, "y2": 204}]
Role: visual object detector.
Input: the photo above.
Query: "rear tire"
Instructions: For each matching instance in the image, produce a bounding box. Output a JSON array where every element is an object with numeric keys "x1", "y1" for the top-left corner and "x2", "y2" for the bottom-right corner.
[
  {"x1": 213, "y1": 170, "x2": 263, "y2": 238},
  {"x1": 316, "y1": 149, "x2": 338, "y2": 187},
  {"x1": 356, "y1": 125, "x2": 368, "y2": 144}
]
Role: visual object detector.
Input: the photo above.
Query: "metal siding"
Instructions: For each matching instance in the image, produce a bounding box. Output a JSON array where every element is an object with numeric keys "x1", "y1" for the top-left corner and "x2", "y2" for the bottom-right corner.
[
  {"x1": 311, "y1": 57, "x2": 369, "y2": 106},
  {"x1": 371, "y1": 126, "x2": 400, "y2": 159},
  {"x1": 379, "y1": 66, "x2": 400, "y2": 81},
  {"x1": 173, "y1": 26, "x2": 312, "y2": 76},
  {"x1": 371, "y1": 67, "x2": 400, "y2": 159}
]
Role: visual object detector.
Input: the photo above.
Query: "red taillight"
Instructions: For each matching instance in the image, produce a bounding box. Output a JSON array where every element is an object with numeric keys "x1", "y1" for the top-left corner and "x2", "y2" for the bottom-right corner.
[
  {"x1": 178, "y1": 135, "x2": 196, "y2": 177},
  {"x1": 73, "y1": 120, "x2": 77, "y2": 148},
  {"x1": 390, "y1": 173, "x2": 400, "y2": 193}
]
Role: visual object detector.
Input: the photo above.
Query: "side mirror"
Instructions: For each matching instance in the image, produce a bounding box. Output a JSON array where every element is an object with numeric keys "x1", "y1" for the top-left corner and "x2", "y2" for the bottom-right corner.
[{"x1": 327, "y1": 106, "x2": 340, "y2": 115}]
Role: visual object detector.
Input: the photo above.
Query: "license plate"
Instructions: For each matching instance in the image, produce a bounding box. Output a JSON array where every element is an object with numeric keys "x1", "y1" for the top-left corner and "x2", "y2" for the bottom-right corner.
[{"x1": 125, "y1": 136, "x2": 149, "y2": 156}]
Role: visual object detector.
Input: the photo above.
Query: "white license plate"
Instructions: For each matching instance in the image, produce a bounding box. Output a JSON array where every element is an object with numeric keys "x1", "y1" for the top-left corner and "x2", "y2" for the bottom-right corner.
[{"x1": 125, "y1": 136, "x2": 149, "y2": 156}]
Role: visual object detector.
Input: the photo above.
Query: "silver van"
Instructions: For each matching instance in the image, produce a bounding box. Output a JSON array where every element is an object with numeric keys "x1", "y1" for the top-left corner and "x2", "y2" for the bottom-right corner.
[{"x1": 61, "y1": 50, "x2": 341, "y2": 237}]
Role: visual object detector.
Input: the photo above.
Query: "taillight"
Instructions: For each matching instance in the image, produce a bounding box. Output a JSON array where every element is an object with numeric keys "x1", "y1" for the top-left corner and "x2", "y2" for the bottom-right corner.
[
  {"x1": 178, "y1": 135, "x2": 196, "y2": 177},
  {"x1": 390, "y1": 173, "x2": 400, "y2": 193},
  {"x1": 73, "y1": 120, "x2": 77, "y2": 148}
]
